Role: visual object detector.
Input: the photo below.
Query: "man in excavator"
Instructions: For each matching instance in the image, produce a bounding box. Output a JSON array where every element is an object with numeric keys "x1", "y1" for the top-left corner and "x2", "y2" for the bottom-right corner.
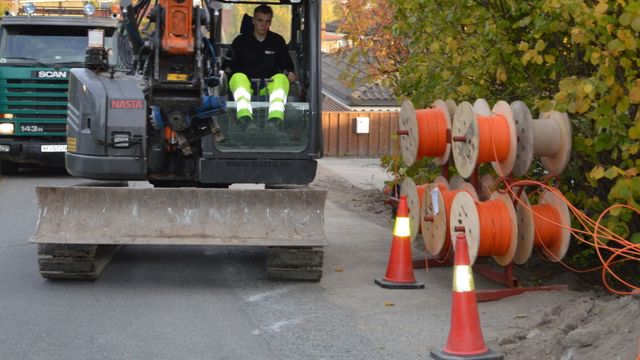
[{"x1": 228, "y1": 3, "x2": 296, "y2": 134}]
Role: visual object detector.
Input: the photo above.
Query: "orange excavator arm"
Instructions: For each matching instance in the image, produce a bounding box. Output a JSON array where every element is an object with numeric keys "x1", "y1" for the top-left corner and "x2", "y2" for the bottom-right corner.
[{"x1": 160, "y1": 0, "x2": 193, "y2": 55}]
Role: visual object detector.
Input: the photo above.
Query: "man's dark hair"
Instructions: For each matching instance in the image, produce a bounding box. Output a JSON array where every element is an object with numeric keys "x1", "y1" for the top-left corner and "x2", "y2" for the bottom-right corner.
[{"x1": 254, "y1": 4, "x2": 273, "y2": 17}]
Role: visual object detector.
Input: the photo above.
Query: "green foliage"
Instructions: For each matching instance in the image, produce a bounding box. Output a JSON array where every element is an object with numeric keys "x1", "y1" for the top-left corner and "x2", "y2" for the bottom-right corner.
[
  {"x1": 375, "y1": 0, "x2": 640, "y2": 266},
  {"x1": 380, "y1": 154, "x2": 440, "y2": 187}
]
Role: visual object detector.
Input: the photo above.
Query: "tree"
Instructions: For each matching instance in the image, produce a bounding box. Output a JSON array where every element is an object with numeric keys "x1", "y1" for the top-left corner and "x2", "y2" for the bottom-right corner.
[
  {"x1": 360, "y1": 0, "x2": 639, "y2": 273},
  {"x1": 338, "y1": 0, "x2": 408, "y2": 86},
  {"x1": 322, "y1": 0, "x2": 342, "y2": 26}
]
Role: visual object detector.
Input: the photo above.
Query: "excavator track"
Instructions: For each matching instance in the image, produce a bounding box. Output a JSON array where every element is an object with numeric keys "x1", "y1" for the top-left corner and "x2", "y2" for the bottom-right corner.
[
  {"x1": 37, "y1": 244, "x2": 120, "y2": 280},
  {"x1": 267, "y1": 246, "x2": 324, "y2": 281}
]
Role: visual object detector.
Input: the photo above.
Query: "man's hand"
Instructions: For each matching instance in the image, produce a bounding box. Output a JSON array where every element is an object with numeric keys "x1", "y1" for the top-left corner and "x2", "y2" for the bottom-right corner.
[{"x1": 286, "y1": 71, "x2": 296, "y2": 82}]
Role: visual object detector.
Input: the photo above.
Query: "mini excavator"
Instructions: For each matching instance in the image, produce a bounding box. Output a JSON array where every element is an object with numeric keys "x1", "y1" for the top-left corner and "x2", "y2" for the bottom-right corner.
[{"x1": 32, "y1": 0, "x2": 326, "y2": 281}]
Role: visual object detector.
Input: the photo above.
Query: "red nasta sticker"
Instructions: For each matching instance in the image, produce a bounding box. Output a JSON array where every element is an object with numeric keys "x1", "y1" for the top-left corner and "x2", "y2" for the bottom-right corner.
[{"x1": 110, "y1": 99, "x2": 144, "y2": 109}]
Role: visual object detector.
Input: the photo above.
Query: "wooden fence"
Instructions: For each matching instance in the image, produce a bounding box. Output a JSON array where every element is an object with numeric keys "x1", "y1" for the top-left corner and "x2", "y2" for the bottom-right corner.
[{"x1": 322, "y1": 111, "x2": 400, "y2": 157}]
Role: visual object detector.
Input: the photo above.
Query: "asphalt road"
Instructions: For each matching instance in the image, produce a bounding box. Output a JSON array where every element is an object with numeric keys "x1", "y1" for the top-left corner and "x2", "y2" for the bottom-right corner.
[
  {"x1": 0, "y1": 165, "x2": 588, "y2": 360},
  {"x1": 0, "y1": 167, "x2": 432, "y2": 360}
]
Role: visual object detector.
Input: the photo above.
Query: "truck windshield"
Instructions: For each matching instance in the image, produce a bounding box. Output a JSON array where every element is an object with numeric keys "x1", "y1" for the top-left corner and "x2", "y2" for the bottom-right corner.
[{"x1": 0, "y1": 25, "x2": 115, "y2": 65}]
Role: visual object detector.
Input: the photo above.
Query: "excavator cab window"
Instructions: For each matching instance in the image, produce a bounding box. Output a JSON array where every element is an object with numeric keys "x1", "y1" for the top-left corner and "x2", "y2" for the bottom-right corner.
[{"x1": 213, "y1": 1, "x2": 310, "y2": 153}]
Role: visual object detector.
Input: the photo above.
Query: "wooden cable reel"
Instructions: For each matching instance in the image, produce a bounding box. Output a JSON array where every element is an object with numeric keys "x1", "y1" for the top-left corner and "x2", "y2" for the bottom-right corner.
[
  {"x1": 516, "y1": 190, "x2": 571, "y2": 262},
  {"x1": 421, "y1": 178, "x2": 479, "y2": 257},
  {"x1": 478, "y1": 173, "x2": 496, "y2": 201},
  {"x1": 400, "y1": 177, "x2": 427, "y2": 249},
  {"x1": 446, "y1": 99, "x2": 458, "y2": 120},
  {"x1": 473, "y1": 98, "x2": 491, "y2": 116},
  {"x1": 514, "y1": 189, "x2": 535, "y2": 265},
  {"x1": 488, "y1": 101, "x2": 518, "y2": 177},
  {"x1": 449, "y1": 191, "x2": 518, "y2": 265},
  {"x1": 397, "y1": 99, "x2": 452, "y2": 166},
  {"x1": 448, "y1": 174, "x2": 465, "y2": 190},
  {"x1": 452, "y1": 100, "x2": 518, "y2": 178},
  {"x1": 509, "y1": 101, "x2": 572, "y2": 176}
]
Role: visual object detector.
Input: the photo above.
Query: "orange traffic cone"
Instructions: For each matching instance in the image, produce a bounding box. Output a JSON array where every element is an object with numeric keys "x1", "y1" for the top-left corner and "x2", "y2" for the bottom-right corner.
[
  {"x1": 431, "y1": 232, "x2": 503, "y2": 359},
  {"x1": 375, "y1": 195, "x2": 424, "y2": 289}
]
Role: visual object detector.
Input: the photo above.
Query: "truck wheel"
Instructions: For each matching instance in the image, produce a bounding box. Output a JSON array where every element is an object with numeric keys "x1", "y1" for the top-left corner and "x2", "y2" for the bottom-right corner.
[{"x1": 0, "y1": 161, "x2": 18, "y2": 175}]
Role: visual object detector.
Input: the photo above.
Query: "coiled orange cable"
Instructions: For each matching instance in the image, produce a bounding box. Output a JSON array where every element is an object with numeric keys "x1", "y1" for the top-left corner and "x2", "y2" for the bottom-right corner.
[
  {"x1": 476, "y1": 200, "x2": 512, "y2": 257},
  {"x1": 417, "y1": 184, "x2": 427, "y2": 206},
  {"x1": 532, "y1": 204, "x2": 563, "y2": 251},
  {"x1": 416, "y1": 108, "x2": 448, "y2": 160},
  {"x1": 436, "y1": 184, "x2": 461, "y2": 259},
  {"x1": 476, "y1": 114, "x2": 511, "y2": 163},
  {"x1": 497, "y1": 177, "x2": 640, "y2": 295}
]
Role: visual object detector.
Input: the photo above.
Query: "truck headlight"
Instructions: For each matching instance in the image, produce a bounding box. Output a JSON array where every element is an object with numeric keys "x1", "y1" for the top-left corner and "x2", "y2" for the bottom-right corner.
[
  {"x1": 0, "y1": 123, "x2": 14, "y2": 134},
  {"x1": 22, "y1": 2, "x2": 36, "y2": 15},
  {"x1": 83, "y1": 3, "x2": 96, "y2": 16}
]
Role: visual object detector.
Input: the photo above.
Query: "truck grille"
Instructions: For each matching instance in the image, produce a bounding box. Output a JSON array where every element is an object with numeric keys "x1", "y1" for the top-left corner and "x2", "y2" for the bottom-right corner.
[
  {"x1": 6, "y1": 79, "x2": 68, "y2": 86},
  {"x1": 0, "y1": 77, "x2": 68, "y2": 125},
  {"x1": 9, "y1": 104, "x2": 67, "y2": 111}
]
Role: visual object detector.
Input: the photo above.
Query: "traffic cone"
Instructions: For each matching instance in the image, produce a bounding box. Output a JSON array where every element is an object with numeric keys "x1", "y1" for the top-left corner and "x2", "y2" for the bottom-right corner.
[
  {"x1": 431, "y1": 232, "x2": 503, "y2": 359},
  {"x1": 375, "y1": 195, "x2": 424, "y2": 289}
]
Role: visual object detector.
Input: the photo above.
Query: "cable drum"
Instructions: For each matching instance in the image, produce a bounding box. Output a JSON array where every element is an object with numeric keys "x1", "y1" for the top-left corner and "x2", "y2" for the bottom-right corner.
[
  {"x1": 400, "y1": 177, "x2": 427, "y2": 249},
  {"x1": 452, "y1": 100, "x2": 518, "y2": 178},
  {"x1": 532, "y1": 190, "x2": 571, "y2": 262},
  {"x1": 397, "y1": 100, "x2": 452, "y2": 166},
  {"x1": 449, "y1": 191, "x2": 518, "y2": 265},
  {"x1": 421, "y1": 178, "x2": 479, "y2": 258},
  {"x1": 510, "y1": 101, "x2": 572, "y2": 176}
]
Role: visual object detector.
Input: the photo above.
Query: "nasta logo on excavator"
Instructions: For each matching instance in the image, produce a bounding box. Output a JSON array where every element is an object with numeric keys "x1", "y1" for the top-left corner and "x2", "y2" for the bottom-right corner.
[{"x1": 110, "y1": 99, "x2": 144, "y2": 109}]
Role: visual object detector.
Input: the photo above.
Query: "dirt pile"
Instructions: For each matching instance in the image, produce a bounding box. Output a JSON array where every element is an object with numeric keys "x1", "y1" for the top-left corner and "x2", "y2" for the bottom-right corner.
[{"x1": 494, "y1": 293, "x2": 639, "y2": 360}]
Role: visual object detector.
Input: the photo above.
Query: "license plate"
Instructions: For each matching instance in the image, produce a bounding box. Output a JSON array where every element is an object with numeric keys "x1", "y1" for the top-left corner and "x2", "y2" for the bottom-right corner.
[{"x1": 41, "y1": 145, "x2": 67, "y2": 152}]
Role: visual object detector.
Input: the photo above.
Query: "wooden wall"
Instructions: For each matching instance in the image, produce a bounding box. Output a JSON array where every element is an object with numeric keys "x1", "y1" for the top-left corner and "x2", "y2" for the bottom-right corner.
[{"x1": 322, "y1": 111, "x2": 399, "y2": 157}]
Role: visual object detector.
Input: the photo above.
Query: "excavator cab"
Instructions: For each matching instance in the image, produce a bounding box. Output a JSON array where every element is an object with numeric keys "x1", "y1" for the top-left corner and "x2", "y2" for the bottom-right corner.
[
  {"x1": 31, "y1": 0, "x2": 327, "y2": 281},
  {"x1": 64, "y1": 0, "x2": 322, "y2": 186},
  {"x1": 205, "y1": 1, "x2": 321, "y2": 176}
]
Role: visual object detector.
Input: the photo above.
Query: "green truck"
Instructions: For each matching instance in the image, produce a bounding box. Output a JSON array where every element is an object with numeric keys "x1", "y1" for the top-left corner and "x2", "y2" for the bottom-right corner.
[{"x1": 0, "y1": 5, "x2": 119, "y2": 174}]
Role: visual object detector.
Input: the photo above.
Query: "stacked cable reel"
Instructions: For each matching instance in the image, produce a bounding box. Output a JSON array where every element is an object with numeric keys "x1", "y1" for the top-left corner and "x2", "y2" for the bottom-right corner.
[
  {"x1": 446, "y1": 99, "x2": 573, "y2": 295},
  {"x1": 395, "y1": 97, "x2": 640, "y2": 296},
  {"x1": 451, "y1": 99, "x2": 518, "y2": 179},
  {"x1": 398, "y1": 99, "x2": 453, "y2": 168},
  {"x1": 397, "y1": 99, "x2": 455, "y2": 251},
  {"x1": 399, "y1": 177, "x2": 427, "y2": 250},
  {"x1": 420, "y1": 176, "x2": 479, "y2": 261},
  {"x1": 393, "y1": 97, "x2": 573, "y2": 292},
  {"x1": 452, "y1": 99, "x2": 572, "y2": 178}
]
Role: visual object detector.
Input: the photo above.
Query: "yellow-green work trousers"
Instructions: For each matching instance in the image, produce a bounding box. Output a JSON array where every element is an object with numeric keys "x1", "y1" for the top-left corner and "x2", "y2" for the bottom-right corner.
[{"x1": 229, "y1": 73, "x2": 290, "y2": 121}]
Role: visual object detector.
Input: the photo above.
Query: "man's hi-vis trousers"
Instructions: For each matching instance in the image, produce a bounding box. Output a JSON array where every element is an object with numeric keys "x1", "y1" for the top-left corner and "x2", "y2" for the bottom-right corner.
[{"x1": 229, "y1": 73, "x2": 290, "y2": 121}]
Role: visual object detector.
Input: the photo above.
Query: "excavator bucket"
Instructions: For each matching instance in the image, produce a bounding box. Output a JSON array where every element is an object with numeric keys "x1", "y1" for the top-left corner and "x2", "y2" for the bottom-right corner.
[{"x1": 32, "y1": 186, "x2": 327, "y2": 280}]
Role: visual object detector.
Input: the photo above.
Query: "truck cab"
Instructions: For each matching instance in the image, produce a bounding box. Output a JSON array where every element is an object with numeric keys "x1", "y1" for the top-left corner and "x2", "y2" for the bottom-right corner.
[{"x1": 0, "y1": 3, "x2": 119, "y2": 174}]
